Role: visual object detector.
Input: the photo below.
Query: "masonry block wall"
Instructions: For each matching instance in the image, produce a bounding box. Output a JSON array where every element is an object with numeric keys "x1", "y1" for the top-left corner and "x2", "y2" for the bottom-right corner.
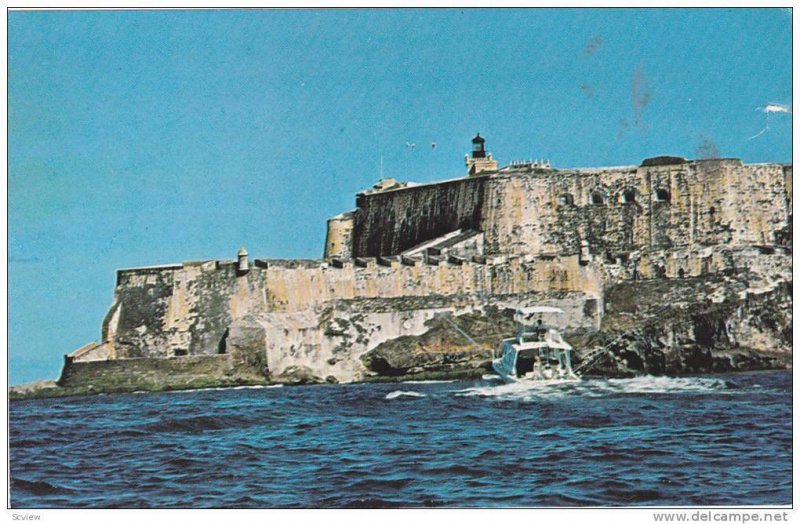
[
  {"x1": 95, "y1": 254, "x2": 604, "y2": 378},
  {"x1": 351, "y1": 176, "x2": 488, "y2": 257},
  {"x1": 348, "y1": 159, "x2": 791, "y2": 259}
]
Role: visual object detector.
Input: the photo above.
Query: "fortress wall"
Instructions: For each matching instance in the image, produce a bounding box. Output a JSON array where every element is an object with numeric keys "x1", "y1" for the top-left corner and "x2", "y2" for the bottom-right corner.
[
  {"x1": 101, "y1": 255, "x2": 604, "y2": 381},
  {"x1": 92, "y1": 159, "x2": 789, "y2": 383},
  {"x1": 346, "y1": 161, "x2": 790, "y2": 260},
  {"x1": 783, "y1": 165, "x2": 792, "y2": 203},
  {"x1": 478, "y1": 161, "x2": 790, "y2": 257},
  {"x1": 110, "y1": 261, "x2": 268, "y2": 359},
  {"x1": 599, "y1": 245, "x2": 792, "y2": 285},
  {"x1": 111, "y1": 266, "x2": 180, "y2": 359},
  {"x1": 481, "y1": 167, "x2": 642, "y2": 255},
  {"x1": 262, "y1": 254, "x2": 602, "y2": 312},
  {"x1": 351, "y1": 176, "x2": 487, "y2": 257},
  {"x1": 87, "y1": 245, "x2": 789, "y2": 384},
  {"x1": 717, "y1": 162, "x2": 791, "y2": 245},
  {"x1": 480, "y1": 165, "x2": 694, "y2": 256}
]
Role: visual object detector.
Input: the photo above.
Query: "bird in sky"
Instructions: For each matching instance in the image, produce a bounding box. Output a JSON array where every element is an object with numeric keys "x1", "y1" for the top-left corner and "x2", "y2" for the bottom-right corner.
[
  {"x1": 748, "y1": 103, "x2": 792, "y2": 141},
  {"x1": 759, "y1": 103, "x2": 791, "y2": 114}
]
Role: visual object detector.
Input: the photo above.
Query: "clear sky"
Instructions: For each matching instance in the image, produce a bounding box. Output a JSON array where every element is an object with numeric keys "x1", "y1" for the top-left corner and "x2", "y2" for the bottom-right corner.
[{"x1": 8, "y1": 8, "x2": 792, "y2": 384}]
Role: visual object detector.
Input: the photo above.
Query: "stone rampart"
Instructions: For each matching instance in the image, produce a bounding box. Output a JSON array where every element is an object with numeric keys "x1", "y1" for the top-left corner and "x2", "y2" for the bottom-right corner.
[
  {"x1": 98, "y1": 254, "x2": 603, "y2": 382},
  {"x1": 351, "y1": 176, "x2": 488, "y2": 257},
  {"x1": 348, "y1": 160, "x2": 791, "y2": 259}
]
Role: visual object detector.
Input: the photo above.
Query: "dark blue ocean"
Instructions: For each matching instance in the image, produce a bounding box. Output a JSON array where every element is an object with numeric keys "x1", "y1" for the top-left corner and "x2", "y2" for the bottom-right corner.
[{"x1": 9, "y1": 371, "x2": 792, "y2": 508}]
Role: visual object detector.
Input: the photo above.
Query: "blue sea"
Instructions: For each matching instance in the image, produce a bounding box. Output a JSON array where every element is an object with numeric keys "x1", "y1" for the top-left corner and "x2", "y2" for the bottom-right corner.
[{"x1": 9, "y1": 371, "x2": 792, "y2": 508}]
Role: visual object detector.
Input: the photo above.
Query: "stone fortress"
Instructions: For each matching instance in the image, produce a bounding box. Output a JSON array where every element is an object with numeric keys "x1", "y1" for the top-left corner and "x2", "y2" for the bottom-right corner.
[{"x1": 52, "y1": 135, "x2": 792, "y2": 394}]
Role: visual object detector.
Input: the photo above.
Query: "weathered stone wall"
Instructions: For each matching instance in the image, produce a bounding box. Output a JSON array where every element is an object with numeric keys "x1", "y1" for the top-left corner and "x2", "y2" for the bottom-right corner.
[
  {"x1": 109, "y1": 261, "x2": 264, "y2": 359},
  {"x1": 578, "y1": 267, "x2": 792, "y2": 377},
  {"x1": 262, "y1": 254, "x2": 602, "y2": 311},
  {"x1": 323, "y1": 212, "x2": 355, "y2": 259},
  {"x1": 99, "y1": 254, "x2": 603, "y2": 382},
  {"x1": 349, "y1": 160, "x2": 791, "y2": 259},
  {"x1": 783, "y1": 165, "x2": 792, "y2": 203},
  {"x1": 71, "y1": 342, "x2": 108, "y2": 363},
  {"x1": 351, "y1": 176, "x2": 488, "y2": 257},
  {"x1": 599, "y1": 245, "x2": 792, "y2": 282}
]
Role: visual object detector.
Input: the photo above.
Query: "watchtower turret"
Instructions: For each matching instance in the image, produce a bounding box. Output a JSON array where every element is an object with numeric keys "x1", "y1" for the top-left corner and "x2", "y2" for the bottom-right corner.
[{"x1": 237, "y1": 246, "x2": 249, "y2": 275}]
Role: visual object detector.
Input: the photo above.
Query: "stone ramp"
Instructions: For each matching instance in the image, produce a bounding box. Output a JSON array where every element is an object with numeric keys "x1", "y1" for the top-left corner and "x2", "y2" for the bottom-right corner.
[{"x1": 401, "y1": 228, "x2": 484, "y2": 259}]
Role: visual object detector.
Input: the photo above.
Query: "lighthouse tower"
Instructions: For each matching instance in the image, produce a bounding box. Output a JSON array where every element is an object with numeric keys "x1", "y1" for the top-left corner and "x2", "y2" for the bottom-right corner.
[{"x1": 465, "y1": 133, "x2": 499, "y2": 176}]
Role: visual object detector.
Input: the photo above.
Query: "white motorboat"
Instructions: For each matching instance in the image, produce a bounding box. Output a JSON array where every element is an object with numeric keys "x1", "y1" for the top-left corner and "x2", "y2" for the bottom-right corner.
[{"x1": 492, "y1": 306, "x2": 579, "y2": 382}]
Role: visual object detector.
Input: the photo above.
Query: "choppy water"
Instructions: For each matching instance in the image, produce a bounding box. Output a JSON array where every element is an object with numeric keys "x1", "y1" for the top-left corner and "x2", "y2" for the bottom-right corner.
[{"x1": 9, "y1": 371, "x2": 791, "y2": 508}]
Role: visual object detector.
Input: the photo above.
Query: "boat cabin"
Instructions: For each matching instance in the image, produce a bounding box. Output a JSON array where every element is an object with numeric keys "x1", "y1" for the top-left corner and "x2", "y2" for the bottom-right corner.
[{"x1": 492, "y1": 306, "x2": 578, "y2": 382}]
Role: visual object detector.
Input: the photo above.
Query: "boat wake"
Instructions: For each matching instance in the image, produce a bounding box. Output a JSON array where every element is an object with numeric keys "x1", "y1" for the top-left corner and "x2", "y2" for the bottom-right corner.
[
  {"x1": 402, "y1": 379, "x2": 457, "y2": 384},
  {"x1": 385, "y1": 390, "x2": 427, "y2": 400},
  {"x1": 454, "y1": 375, "x2": 735, "y2": 401}
]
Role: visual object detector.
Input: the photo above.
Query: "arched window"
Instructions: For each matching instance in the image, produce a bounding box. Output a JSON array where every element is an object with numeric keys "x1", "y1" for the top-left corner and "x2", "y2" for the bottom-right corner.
[
  {"x1": 591, "y1": 192, "x2": 605, "y2": 206},
  {"x1": 622, "y1": 190, "x2": 636, "y2": 204},
  {"x1": 557, "y1": 193, "x2": 574, "y2": 206},
  {"x1": 677, "y1": 268, "x2": 685, "y2": 278},
  {"x1": 655, "y1": 188, "x2": 670, "y2": 202}
]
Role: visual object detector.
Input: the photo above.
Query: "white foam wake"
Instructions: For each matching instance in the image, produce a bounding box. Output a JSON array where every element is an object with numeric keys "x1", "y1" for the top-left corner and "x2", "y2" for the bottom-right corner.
[
  {"x1": 455, "y1": 380, "x2": 579, "y2": 400},
  {"x1": 385, "y1": 390, "x2": 427, "y2": 400},
  {"x1": 454, "y1": 375, "x2": 732, "y2": 401},
  {"x1": 604, "y1": 375, "x2": 729, "y2": 393}
]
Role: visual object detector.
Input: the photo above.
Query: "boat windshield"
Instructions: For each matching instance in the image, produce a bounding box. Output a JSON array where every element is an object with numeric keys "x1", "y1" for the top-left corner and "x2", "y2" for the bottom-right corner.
[{"x1": 516, "y1": 323, "x2": 548, "y2": 342}]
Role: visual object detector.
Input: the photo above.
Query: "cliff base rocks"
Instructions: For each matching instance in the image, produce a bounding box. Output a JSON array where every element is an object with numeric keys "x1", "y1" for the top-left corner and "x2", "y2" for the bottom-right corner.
[{"x1": 360, "y1": 273, "x2": 792, "y2": 380}]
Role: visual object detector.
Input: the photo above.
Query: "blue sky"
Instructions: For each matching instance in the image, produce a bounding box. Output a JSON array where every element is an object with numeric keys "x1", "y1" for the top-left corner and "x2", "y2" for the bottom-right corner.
[{"x1": 8, "y1": 8, "x2": 792, "y2": 384}]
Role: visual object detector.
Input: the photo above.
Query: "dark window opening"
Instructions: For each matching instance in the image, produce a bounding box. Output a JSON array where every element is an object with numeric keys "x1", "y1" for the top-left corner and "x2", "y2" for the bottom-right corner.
[
  {"x1": 678, "y1": 268, "x2": 685, "y2": 278},
  {"x1": 557, "y1": 193, "x2": 574, "y2": 206},
  {"x1": 709, "y1": 206, "x2": 716, "y2": 218},
  {"x1": 218, "y1": 329, "x2": 229, "y2": 355},
  {"x1": 655, "y1": 189, "x2": 671, "y2": 202},
  {"x1": 622, "y1": 190, "x2": 636, "y2": 204},
  {"x1": 174, "y1": 349, "x2": 188, "y2": 357},
  {"x1": 591, "y1": 193, "x2": 605, "y2": 206}
]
